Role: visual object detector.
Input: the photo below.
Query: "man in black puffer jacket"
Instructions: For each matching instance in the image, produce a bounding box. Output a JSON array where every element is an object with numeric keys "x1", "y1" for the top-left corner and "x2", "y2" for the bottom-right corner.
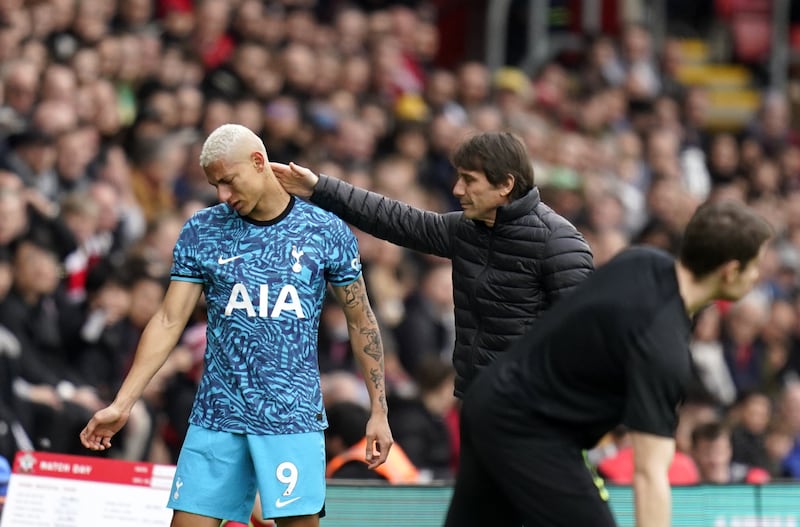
[{"x1": 272, "y1": 131, "x2": 594, "y2": 398}]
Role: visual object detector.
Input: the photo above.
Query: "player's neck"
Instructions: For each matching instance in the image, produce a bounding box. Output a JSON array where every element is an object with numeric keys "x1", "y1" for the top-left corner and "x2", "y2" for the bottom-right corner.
[{"x1": 248, "y1": 191, "x2": 291, "y2": 222}]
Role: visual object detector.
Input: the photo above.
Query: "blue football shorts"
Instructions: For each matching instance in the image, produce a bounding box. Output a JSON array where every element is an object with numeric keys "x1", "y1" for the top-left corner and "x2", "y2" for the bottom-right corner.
[{"x1": 167, "y1": 424, "x2": 326, "y2": 523}]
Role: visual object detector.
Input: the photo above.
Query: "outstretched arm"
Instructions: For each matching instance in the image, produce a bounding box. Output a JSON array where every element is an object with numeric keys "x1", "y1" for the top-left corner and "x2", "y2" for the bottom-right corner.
[
  {"x1": 630, "y1": 431, "x2": 674, "y2": 527},
  {"x1": 330, "y1": 277, "x2": 393, "y2": 469},
  {"x1": 80, "y1": 280, "x2": 203, "y2": 451},
  {"x1": 272, "y1": 161, "x2": 454, "y2": 258}
]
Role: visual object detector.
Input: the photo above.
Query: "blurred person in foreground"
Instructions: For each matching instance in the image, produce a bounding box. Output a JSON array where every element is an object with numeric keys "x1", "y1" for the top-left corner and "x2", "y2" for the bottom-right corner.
[
  {"x1": 272, "y1": 131, "x2": 593, "y2": 399},
  {"x1": 442, "y1": 201, "x2": 772, "y2": 526},
  {"x1": 80, "y1": 124, "x2": 392, "y2": 527}
]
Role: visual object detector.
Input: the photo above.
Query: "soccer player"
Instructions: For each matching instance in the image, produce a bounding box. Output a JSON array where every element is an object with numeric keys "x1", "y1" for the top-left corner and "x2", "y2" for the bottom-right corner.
[
  {"x1": 443, "y1": 200, "x2": 773, "y2": 527},
  {"x1": 80, "y1": 124, "x2": 392, "y2": 527}
]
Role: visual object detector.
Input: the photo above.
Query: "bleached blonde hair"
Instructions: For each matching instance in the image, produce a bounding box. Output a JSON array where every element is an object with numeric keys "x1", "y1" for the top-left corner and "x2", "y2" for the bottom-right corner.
[{"x1": 199, "y1": 123, "x2": 266, "y2": 167}]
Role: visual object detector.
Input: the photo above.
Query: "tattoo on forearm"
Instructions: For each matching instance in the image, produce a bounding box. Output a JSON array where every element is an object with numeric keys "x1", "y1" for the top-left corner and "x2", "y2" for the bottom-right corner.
[
  {"x1": 360, "y1": 326, "x2": 383, "y2": 363},
  {"x1": 369, "y1": 367, "x2": 382, "y2": 389},
  {"x1": 369, "y1": 368, "x2": 388, "y2": 412},
  {"x1": 341, "y1": 280, "x2": 378, "y2": 325},
  {"x1": 341, "y1": 280, "x2": 362, "y2": 308}
]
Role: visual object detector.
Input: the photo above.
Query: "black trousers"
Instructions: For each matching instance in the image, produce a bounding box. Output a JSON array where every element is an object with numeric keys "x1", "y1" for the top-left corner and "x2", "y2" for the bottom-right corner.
[{"x1": 444, "y1": 389, "x2": 617, "y2": 527}]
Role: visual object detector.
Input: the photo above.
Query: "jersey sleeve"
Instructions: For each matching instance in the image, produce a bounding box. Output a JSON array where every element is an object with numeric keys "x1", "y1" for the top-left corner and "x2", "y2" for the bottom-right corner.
[
  {"x1": 324, "y1": 217, "x2": 362, "y2": 286},
  {"x1": 170, "y1": 216, "x2": 204, "y2": 284},
  {"x1": 621, "y1": 320, "x2": 689, "y2": 437}
]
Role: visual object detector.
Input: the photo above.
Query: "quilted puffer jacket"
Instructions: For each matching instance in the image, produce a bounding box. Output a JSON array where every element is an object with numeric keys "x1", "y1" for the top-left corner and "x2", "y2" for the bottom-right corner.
[{"x1": 311, "y1": 175, "x2": 594, "y2": 397}]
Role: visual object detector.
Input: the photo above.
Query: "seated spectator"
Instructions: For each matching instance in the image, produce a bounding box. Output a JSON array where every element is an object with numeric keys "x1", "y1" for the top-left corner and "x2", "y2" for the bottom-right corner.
[
  {"x1": 729, "y1": 389, "x2": 772, "y2": 470},
  {"x1": 388, "y1": 356, "x2": 458, "y2": 480},
  {"x1": 0, "y1": 323, "x2": 31, "y2": 460},
  {"x1": 777, "y1": 382, "x2": 800, "y2": 479},
  {"x1": 690, "y1": 421, "x2": 771, "y2": 484},
  {"x1": 0, "y1": 170, "x2": 75, "y2": 259},
  {"x1": 721, "y1": 291, "x2": 770, "y2": 394},
  {"x1": 0, "y1": 127, "x2": 59, "y2": 203},
  {"x1": 73, "y1": 262, "x2": 152, "y2": 461},
  {"x1": 675, "y1": 396, "x2": 722, "y2": 454},
  {"x1": 689, "y1": 303, "x2": 736, "y2": 406},
  {"x1": 320, "y1": 370, "x2": 370, "y2": 410},
  {"x1": 392, "y1": 263, "x2": 454, "y2": 379},
  {"x1": 764, "y1": 419, "x2": 795, "y2": 479},
  {"x1": 0, "y1": 234, "x2": 101, "y2": 454},
  {"x1": 325, "y1": 401, "x2": 419, "y2": 483}
]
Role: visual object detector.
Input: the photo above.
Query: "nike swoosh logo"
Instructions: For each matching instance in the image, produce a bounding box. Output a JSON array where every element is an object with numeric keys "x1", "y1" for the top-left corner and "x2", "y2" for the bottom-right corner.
[
  {"x1": 217, "y1": 255, "x2": 243, "y2": 264},
  {"x1": 275, "y1": 496, "x2": 301, "y2": 508}
]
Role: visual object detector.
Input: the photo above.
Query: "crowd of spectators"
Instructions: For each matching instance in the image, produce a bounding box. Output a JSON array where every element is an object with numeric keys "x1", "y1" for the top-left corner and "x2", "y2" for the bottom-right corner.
[{"x1": 0, "y1": 0, "x2": 799, "y2": 486}]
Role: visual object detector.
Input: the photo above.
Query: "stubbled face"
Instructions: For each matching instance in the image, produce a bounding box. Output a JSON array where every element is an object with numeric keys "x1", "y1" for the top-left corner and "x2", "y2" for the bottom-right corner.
[{"x1": 451, "y1": 168, "x2": 510, "y2": 226}]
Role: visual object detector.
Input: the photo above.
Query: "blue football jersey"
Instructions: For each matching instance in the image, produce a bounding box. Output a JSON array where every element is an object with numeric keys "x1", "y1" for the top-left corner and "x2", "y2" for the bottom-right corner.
[{"x1": 170, "y1": 197, "x2": 362, "y2": 434}]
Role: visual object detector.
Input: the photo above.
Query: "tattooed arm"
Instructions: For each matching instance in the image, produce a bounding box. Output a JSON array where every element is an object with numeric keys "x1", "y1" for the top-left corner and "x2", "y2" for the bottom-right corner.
[{"x1": 331, "y1": 276, "x2": 393, "y2": 469}]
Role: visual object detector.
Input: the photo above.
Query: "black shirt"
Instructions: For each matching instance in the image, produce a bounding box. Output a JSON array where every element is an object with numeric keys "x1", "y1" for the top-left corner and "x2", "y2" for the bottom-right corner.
[{"x1": 473, "y1": 247, "x2": 693, "y2": 449}]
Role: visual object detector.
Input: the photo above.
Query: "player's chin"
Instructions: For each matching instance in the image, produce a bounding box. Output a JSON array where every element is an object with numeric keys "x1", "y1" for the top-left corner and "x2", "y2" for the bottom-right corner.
[{"x1": 232, "y1": 202, "x2": 250, "y2": 215}]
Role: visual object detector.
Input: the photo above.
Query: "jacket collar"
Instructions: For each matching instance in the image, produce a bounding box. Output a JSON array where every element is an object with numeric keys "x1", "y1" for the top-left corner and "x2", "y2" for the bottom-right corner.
[{"x1": 494, "y1": 187, "x2": 540, "y2": 224}]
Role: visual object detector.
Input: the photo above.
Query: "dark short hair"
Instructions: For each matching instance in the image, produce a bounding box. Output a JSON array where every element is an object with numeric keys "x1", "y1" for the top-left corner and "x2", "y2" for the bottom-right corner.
[
  {"x1": 691, "y1": 421, "x2": 729, "y2": 447},
  {"x1": 325, "y1": 402, "x2": 368, "y2": 448},
  {"x1": 413, "y1": 356, "x2": 455, "y2": 393},
  {"x1": 679, "y1": 200, "x2": 773, "y2": 278},
  {"x1": 450, "y1": 131, "x2": 534, "y2": 200}
]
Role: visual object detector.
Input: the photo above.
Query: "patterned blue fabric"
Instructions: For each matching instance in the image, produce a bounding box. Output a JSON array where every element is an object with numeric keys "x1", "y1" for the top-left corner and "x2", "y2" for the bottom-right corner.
[{"x1": 171, "y1": 198, "x2": 362, "y2": 434}]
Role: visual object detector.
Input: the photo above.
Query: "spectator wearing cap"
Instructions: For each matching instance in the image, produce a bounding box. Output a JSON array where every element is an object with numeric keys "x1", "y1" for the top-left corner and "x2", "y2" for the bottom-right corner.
[
  {"x1": 158, "y1": 0, "x2": 195, "y2": 42},
  {"x1": 492, "y1": 67, "x2": 532, "y2": 122}
]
